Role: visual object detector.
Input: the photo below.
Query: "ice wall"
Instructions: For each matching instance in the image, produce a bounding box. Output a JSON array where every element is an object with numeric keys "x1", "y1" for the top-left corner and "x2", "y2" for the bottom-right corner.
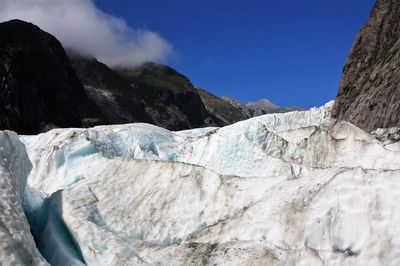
[{"x1": 0, "y1": 131, "x2": 48, "y2": 265}]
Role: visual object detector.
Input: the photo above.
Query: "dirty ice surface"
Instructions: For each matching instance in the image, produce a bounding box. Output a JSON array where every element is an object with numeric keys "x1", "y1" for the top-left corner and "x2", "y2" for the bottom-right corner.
[{"x1": 1, "y1": 101, "x2": 399, "y2": 265}]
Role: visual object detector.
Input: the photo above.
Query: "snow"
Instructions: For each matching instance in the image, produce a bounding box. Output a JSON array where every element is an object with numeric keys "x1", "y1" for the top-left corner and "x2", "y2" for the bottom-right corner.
[{"x1": 2, "y1": 101, "x2": 400, "y2": 265}]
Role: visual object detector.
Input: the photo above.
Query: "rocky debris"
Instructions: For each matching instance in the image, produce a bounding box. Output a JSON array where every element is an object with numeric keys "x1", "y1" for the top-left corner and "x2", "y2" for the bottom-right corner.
[
  {"x1": 332, "y1": 0, "x2": 400, "y2": 131},
  {"x1": 371, "y1": 127, "x2": 400, "y2": 144}
]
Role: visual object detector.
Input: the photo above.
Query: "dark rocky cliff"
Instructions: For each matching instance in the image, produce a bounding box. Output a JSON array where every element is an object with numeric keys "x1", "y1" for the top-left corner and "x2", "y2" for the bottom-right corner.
[
  {"x1": 0, "y1": 20, "x2": 102, "y2": 134},
  {"x1": 332, "y1": 0, "x2": 400, "y2": 131}
]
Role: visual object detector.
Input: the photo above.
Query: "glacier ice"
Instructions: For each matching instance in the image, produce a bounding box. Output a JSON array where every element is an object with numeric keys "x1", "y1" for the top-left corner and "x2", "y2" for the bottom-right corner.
[
  {"x1": 26, "y1": 187, "x2": 86, "y2": 266},
  {"x1": 21, "y1": 101, "x2": 400, "y2": 193},
  {"x1": 0, "y1": 131, "x2": 48, "y2": 265},
  {"x1": 1, "y1": 101, "x2": 400, "y2": 265}
]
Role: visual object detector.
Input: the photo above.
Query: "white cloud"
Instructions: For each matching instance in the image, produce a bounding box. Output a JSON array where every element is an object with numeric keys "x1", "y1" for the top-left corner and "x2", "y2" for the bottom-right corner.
[{"x1": 0, "y1": 0, "x2": 173, "y2": 66}]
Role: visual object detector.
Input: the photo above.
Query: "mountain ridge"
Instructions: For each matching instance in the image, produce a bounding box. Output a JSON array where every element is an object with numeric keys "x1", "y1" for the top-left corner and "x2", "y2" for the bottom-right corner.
[
  {"x1": 68, "y1": 50, "x2": 291, "y2": 131},
  {"x1": 69, "y1": 52, "x2": 245, "y2": 130},
  {"x1": 0, "y1": 19, "x2": 304, "y2": 134}
]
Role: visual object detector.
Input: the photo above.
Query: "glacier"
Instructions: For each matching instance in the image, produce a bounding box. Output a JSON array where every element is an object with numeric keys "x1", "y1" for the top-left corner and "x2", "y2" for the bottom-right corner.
[
  {"x1": 0, "y1": 131, "x2": 48, "y2": 265},
  {"x1": 0, "y1": 101, "x2": 400, "y2": 265}
]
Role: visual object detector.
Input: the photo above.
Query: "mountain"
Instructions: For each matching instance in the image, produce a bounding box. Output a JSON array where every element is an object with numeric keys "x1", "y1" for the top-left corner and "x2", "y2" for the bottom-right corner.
[
  {"x1": 189, "y1": 87, "x2": 249, "y2": 124},
  {"x1": 2, "y1": 2, "x2": 400, "y2": 265},
  {"x1": 3, "y1": 102, "x2": 397, "y2": 265},
  {"x1": 221, "y1": 95, "x2": 244, "y2": 108},
  {"x1": 69, "y1": 51, "x2": 251, "y2": 130},
  {"x1": 0, "y1": 20, "x2": 103, "y2": 134},
  {"x1": 66, "y1": 50, "x2": 151, "y2": 125},
  {"x1": 114, "y1": 62, "x2": 228, "y2": 129},
  {"x1": 0, "y1": 20, "x2": 293, "y2": 134},
  {"x1": 222, "y1": 96, "x2": 302, "y2": 117},
  {"x1": 332, "y1": 0, "x2": 400, "y2": 131},
  {"x1": 246, "y1": 98, "x2": 301, "y2": 116},
  {"x1": 68, "y1": 50, "x2": 302, "y2": 131},
  {"x1": 246, "y1": 98, "x2": 280, "y2": 116}
]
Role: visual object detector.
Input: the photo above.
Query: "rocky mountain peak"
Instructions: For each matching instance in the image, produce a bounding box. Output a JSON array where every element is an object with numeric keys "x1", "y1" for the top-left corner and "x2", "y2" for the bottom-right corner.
[
  {"x1": 246, "y1": 98, "x2": 280, "y2": 110},
  {"x1": 221, "y1": 95, "x2": 244, "y2": 108},
  {"x1": 222, "y1": 95, "x2": 302, "y2": 117}
]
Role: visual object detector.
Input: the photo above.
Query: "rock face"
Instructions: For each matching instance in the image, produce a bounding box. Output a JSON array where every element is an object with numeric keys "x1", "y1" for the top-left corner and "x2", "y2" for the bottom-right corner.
[
  {"x1": 0, "y1": 20, "x2": 103, "y2": 134},
  {"x1": 332, "y1": 0, "x2": 400, "y2": 131}
]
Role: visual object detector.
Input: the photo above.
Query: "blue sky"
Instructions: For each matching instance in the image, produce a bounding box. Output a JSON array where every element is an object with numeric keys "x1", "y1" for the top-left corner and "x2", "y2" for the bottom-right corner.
[{"x1": 95, "y1": 0, "x2": 376, "y2": 108}]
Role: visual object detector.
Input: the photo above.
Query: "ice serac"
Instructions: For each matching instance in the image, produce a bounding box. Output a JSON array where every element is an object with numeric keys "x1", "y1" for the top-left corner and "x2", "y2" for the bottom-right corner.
[
  {"x1": 0, "y1": 131, "x2": 48, "y2": 265},
  {"x1": 21, "y1": 101, "x2": 400, "y2": 265},
  {"x1": 332, "y1": 0, "x2": 400, "y2": 131}
]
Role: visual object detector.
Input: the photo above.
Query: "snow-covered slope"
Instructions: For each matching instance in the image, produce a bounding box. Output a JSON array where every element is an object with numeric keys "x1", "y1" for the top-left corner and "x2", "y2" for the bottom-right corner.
[
  {"x1": 9, "y1": 101, "x2": 400, "y2": 265},
  {"x1": 0, "y1": 131, "x2": 48, "y2": 265}
]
